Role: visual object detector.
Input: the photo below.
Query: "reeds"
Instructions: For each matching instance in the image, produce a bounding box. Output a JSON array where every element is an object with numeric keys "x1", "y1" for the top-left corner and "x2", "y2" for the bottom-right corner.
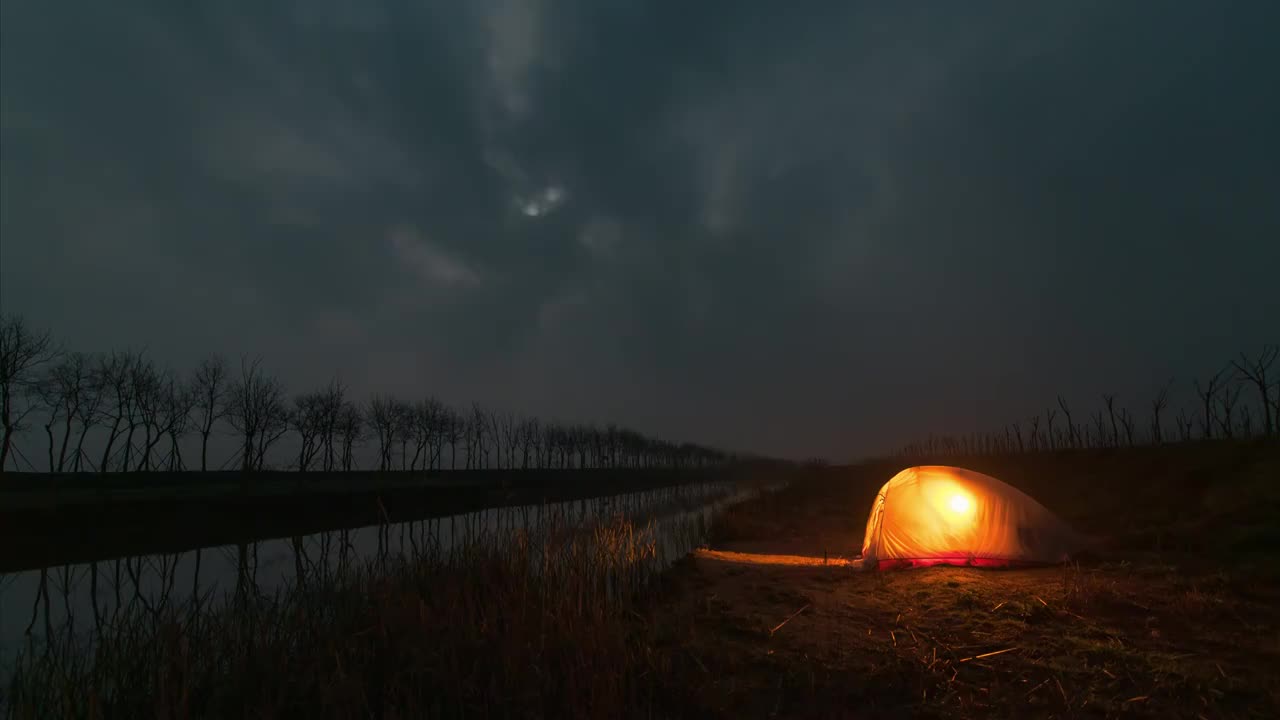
[{"x1": 4, "y1": 499, "x2": 732, "y2": 719}]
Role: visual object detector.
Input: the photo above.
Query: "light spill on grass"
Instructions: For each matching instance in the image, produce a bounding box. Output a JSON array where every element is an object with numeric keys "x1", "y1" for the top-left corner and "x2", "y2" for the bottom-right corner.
[{"x1": 644, "y1": 447, "x2": 1280, "y2": 718}]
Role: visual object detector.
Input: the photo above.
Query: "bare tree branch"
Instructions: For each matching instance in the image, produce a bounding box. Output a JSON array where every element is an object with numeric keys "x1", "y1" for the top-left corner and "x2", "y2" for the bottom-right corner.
[
  {"x1": 225, "y1": 356, "x2": 289, "y2": 472},
  {"x1": 0, "y1": 315, "x2": 59, "y2": 472},
  {"x1": 1193, "y1": 367, "x2": 1231, "y2": 440},
  {"x1": 191, "y1": 354, "x2": 229, "y2": 472},
  {"x1": 1231, "y1": 345, "x2": 1278, "y2": 438}
]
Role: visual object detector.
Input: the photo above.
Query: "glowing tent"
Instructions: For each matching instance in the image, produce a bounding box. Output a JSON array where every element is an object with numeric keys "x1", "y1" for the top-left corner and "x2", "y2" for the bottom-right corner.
[{"x1": 860, "y1": 466, "x2": 1085, "y2": 570}]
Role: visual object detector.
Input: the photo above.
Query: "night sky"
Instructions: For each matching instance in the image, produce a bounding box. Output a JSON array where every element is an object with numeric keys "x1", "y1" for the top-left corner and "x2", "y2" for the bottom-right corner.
[{"x1": 2, "y1": 1, "x2": 1278, "y2": 460}]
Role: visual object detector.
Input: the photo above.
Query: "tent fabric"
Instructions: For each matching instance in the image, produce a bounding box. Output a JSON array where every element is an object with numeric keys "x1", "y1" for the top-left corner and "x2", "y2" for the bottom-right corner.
[{"x1": 860, "y1": 466, "x2": 1084, "y2": 571}]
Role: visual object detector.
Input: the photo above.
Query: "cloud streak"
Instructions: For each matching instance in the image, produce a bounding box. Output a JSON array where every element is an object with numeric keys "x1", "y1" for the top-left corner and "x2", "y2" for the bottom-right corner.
[{"x1": 389, "y1": 226, "x2": 484, "y2": 290}]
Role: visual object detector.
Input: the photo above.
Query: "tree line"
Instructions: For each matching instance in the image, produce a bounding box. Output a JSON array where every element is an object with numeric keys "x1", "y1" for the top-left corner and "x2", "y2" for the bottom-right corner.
[
  {"x1": 894, "y1": 345, "x2": 1279, "y2": 459},
  {"x1": 0, "y1": 314, "x2": 736, "y2": 474}
]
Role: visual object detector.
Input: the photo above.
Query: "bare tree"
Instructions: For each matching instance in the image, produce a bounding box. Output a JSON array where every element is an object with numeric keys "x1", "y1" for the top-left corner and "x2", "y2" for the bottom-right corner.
[
  {"x1": 337, "y1": 401, "x2": 363, "y2": 471},
  {"x1": 426, "y1": 399, "x2": 448, "y2": 470},
  {"x1": 1056, "y1": 396, "x2": 1078, "y2": 448},
  {"x1": 290, "y1": 390, "x2": 327, "y2": 472},
  {"x1": 446, "y1": 408, "x2": 462, "y2": 469},
  {"x1": 1232, "y1": 345, "x2": 1278, "y2": 437},
  {"x1": 96, "y1": 351, "x2": 138, "y2": 474},
  {"x1": 225, "y1": 356, "x2": 289, "y2": 472},
  {"x1": 1117, "y1": 408, "x2": 1135, "y2": 447},
  {"x1": 69, "y1": 355, "x2": 109, "y2": 471},
  {"x1": 1009, "y1": 422, "x2": 1024, "y2": 453},
  {"x1": 1193, "y1": 368, "x2": 1230, "y2": 440},
  {"x1": 1090, "y1": 411, "x2": 1106, "y2": 450},
  {"x1": 2, "y1": 315, "x2": 746, "y2": 477},
  {"x1": 1175, "y1": 408, "x2": 1194, "y2": 442},
  {"x1": 1273, "y1": 384, "x2": 1280, "y2": 440},
  {"x1": 0, "y1": 315, "x2": 58, "y2": 472},
  {"x1": 366, "y1": 395, "x2": 397, "y2": 471},
  {"x1": 488, "y1": 409, "x2": 507, "y2": 469},
  {"x1": 1102, "y1": 394, "x2": 1119, "y2": 447},
  {"x1": 408, "y1": 397, "x2": 446, "y2": 471},
  {"x1": 317, "y1": 378, "x2": 347, "y2": 471},
  {"x1": 392, "y1": 399, "x2": 414, "y2": 470},
  {"x1": 1215, "y1": 385, "x2": 1243, "y2": 440},
  {"x1": 521, "y1": 417, "x2": 540, "y2": 469},
  {"x1": 191, "y1": 354, "x2": 229, "y2": 472},
  {"x1": 1273, "y1": 384, "x2": 1280, "y2": 438},
  {"x1": 498, "y1": 412, "x2": 518, "y2": 469},
  {"x1": 470, "y1": 403, "x2": 489, "y2": 469},
  {"x1": 134, "y1": 364, "x2": 178, "y2": 472},
  {"x1": 406, "y1": 400, "x2": 428, "y2": 471},
  {"x1": 1149, "y1": 379, "x2": 1173, "y2": 445},
  {"x1": 162, "y1": 378, "x2": 195, "y2": 471},
  {"x1": 113, "y1": 353, "x2": 159, "y2": 472},
  {"x1": 37, "y1": 353, "x2": 94, "y2": 471}
]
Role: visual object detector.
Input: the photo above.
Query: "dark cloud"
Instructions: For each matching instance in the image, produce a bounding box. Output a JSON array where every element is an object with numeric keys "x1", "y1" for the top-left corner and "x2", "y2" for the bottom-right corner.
[{"x1": 3, "y1": 1, "x2": 1278, "y2": 459}]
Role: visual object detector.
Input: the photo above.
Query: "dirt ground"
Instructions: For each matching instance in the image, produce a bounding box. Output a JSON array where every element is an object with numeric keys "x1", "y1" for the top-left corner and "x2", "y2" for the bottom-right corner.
[{"x1": 641, "y1": 444, "x2": 1280, "y2": 719}]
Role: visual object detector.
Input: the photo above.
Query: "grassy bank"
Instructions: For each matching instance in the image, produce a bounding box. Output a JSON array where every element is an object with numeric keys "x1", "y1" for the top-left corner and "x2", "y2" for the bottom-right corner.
[
  {"x1": 6, "y1": 444, "x2": 1277, "y2": 718},
  {"x1": 5, "y1": 509, "x2": 709, "y2": 718},
  {"x1": 641, "y1": 440, "x2": 1280, "y2": 718}
]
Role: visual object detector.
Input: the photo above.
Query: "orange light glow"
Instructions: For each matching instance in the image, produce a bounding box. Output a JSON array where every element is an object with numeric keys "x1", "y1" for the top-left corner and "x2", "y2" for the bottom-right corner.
[
  {"x1": 948, "y1": 493, "x2": 973, "y2": 514},
  {"x1": 693, "y1": 549, "x2": 858, "y2": 567}
]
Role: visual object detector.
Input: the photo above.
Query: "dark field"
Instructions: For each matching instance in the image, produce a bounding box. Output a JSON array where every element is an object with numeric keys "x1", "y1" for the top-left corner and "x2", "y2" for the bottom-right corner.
[
  {"x1": 5, "y1": 443, "x2": 1278, "y2": 719},
  {"x1": 642, "y1": 442, "x2": 1280, "y2": 718}
]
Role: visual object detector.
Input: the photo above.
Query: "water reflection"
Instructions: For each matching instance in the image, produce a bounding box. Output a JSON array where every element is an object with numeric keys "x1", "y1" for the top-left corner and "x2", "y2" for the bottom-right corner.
[{"x1": 0, "y1": 480, "x2": 773, "y2": 677}]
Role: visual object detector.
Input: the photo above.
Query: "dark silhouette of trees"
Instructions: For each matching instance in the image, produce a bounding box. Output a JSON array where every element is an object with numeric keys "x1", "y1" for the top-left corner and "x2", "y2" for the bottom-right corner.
[
  {"x1": 111, "y1": 352, "x2": 159, "y2": 472},
  {"x1": 1193, "y1": 368, "x2": 1230, "y2": 440},
  {"x1": 284, "y1": 379, "x2": 352, "y2": 473},
  {"x1": 1102, "y1": 394, "x2": 1119, "y2": 447},
  {"x1": 1232, "y1": 345, "x2": 1278, "y2": 437},
  {"x1": 162, "y1": 378, "x2": 195, "y2": 471},
  {"x1": 520, "y1": 417, "x2": 539, "y2": 469},
  {"x1": 2, "y1": 314, "x2": 744, "y2": 476},
  {"x1": 1175, "y1": 409, "x2": 1194, "y2": 442},
  {"x1": 1149, "y1": 379, "x2": 1173, "y2": 445},
  {"x1": 446, "y1": 408, "x2": 463, "y2": 470},
  {"x1": 291, "y1": 389, "x2": 327, "y2": 472},
  {"x1": 1117, "y1": 407, "x2": 1135, "y2": 447},
  {"x1": 225, "y1": 357, "x2": 289, "y2": 472},
  {"x1": 1056, "y1": 396, "x2": 1078, "y2": 449},
  {"x1": 897, "y1": 343, "x2": 1279, "y2": 460},
  {"x1": 295, "y1": 378, "x2": 350, "y2": 472},
  {"x1": 0, "y1": 315, "x2": 57, "y2": 472},
  {"x1": 366, "y1": 395, "x2": 397, "y2": 472},
  {"x1": 1215, "y1": 384, "x2": 1243, "y2": 440},
  {"x1": 316, "y1": 379, "x2": 348, "y2": 472},
  {"x1": 466, "y1": 403, "x2": 489, "y2": 470},
  {"x1": 135, "y1": 366, "x2": 187, "y2": 472},
  {"x1": 191, "y1": 355, "x2": 229, "y2": 472},
  {"x1": 67, "y1": 354, "x2": 109, "y2": 472},
  {"x1": 36, "y1": 352, "x2": 92, "y2": 472},
  {"x1": 97, "y1": 351, "x2": 140, "y2": 473},
  {"x1": 406, "y1": 397, "x2": 446, "y2": 471},
  {"x1": 336, "y1": 401, "x2": 362, "y2": 471}
]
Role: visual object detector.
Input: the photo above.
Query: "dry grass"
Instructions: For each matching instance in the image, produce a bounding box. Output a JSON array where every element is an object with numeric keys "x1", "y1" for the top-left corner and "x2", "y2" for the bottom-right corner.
[
  {"x1": 4, "y1": 515, "x2": 693, "y2": 719},
  {"x1": 639, "y1": 442, "x2": 1280, "y2": 719},
  {"x1": 6, "y1": 444, "x2": 1277, "y2": 718}
]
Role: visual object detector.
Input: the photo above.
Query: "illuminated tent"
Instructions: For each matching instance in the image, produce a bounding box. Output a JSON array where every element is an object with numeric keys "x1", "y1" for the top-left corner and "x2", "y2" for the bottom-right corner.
[{"x1": 860, "y1": 466, "x2": 1085, "y2": 570}]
